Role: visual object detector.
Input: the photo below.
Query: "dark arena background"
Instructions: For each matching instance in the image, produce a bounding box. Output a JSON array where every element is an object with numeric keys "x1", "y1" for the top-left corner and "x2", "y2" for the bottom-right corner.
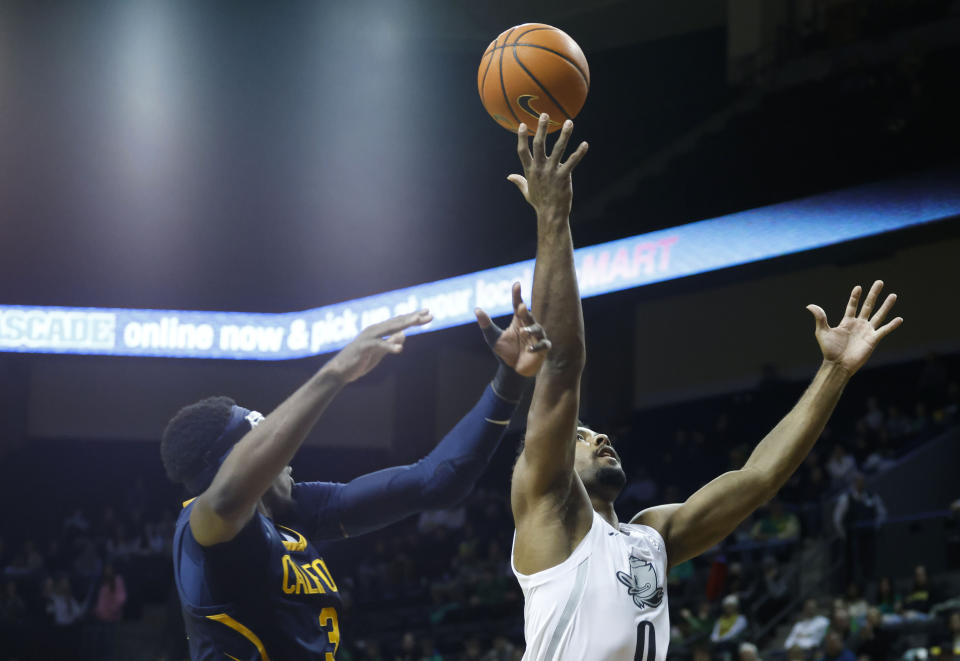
[{"x1": 1, "y1": 1, "x2": 960, "y2": 660}]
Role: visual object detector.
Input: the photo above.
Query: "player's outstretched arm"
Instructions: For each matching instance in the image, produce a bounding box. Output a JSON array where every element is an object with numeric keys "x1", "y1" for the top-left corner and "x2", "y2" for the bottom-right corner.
[
  {"x1": 296, "y1": 285, "x2": 551, "y2": 539},
  {"x1": 189, "y1": 310, "x2": 432, "y2": 547},
  {"x1": 635, "y1": 281, "x2": 903, "y2": 567},
  {"x1": 508, "y1": 114, "x2": 593, "y2": 571}
]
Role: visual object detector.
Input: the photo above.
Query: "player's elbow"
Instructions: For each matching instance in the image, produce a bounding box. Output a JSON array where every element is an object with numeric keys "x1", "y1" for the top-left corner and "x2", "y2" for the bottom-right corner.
[
  {"x1": 204, "y1": 481, "x2": 255, "y2": 525},
  {"x1": 740, "y1": 468, "x2": 780, "y2": 506},
  {"x1": 420, "y1": 461, "x2": 475, "y2": 509},
  {"x1": 543, "y1": 344, "x2": 586, "y2": 376}
]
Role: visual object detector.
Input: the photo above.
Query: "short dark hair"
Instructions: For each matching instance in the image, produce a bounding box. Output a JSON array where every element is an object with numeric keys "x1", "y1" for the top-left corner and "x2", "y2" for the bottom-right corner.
[{"x1": 161, "y1": 396, "x2": 236, "y2": 491}]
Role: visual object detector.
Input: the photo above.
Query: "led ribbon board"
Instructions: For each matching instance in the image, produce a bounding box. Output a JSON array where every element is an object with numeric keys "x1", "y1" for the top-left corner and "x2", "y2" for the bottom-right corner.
[{"x1": 2, "y1": 171, "x2": 958, "y2": 360}]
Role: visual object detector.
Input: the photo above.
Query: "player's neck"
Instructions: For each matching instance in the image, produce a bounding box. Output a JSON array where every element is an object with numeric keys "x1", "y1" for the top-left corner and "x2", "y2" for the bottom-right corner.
[
  {"x1": 257, "y1": 500, "x2": 274, "y2": 520},
  {"x1": 590, "y1": 494, "x2": 618, "y2": 528}
]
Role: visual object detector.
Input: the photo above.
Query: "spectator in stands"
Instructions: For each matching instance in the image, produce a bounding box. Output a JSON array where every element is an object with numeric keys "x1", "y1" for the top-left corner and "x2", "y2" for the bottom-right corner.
[
  {"x1": 0, "y1": 579, "x2": 27, "y2": 659},
  {"x1": 91, "y1": 563, "x2": 127, "y2": 660},
  {"x1": 872, "y1": 577, "x2": 897, "y2": 615},
  {"x1": 818, "y1": 631, "x2": 855, "y2": 661},
  {"x1": 834, "y1": 473, "x2": 886, "y2": 583},
  {"x1": 853, "y1": 607, "x2": 891, "y2": 660},
  {"x1": 844, "y1": 582, "x2": 869, "y2": 620},
  {"x1": 934, "y1": 611, "x2": 960, "y2": 655},
  {"x1": 711, "y1": 594, "x2": 748, "y2": 652},
  {"x1": 418, "y1": 635, "x2": 442, "y2": 661},
  {"x1": 739, "y1": 642, "x2": 761, "y2": 661},
  {"x1": 482, "y1": 635, "x2": 518, "y2": 661},
  {"x1": 750, "y1": 500, "x2": 801, "y2": 543},
  {"x1": 903, "y1": 564, "x2": 938, "y2": 614},
  {"x1": 829, "y1": 607, "x2": 854, "y2": 645},
  {"x1": 0, "y1": 579, "x2": 25, "y2": 624},
  {"x1": 784, "y1": 598, "x2": 830, "y2": 651},
  {"x1": 691, "y1": 643, "x2": 712, "y2": 661},
  {"x1": 786, "y1": 647, "x2": 806, "y2": 661},
  {"x1": 45, "y1": 575, "x2": 82, "y2": 653},
  {"x1": 826, "y1": 445, "x2": 858, "y2": 489},
  {"x1": 680, "y1": 601, "x2": 714, "y2": 645},
  {"x1": 461, "y1": 636, "x2": 483, "y2": 660},
  {"x1": 755, "y1": 556, "x2": 790, "y2": 625}
]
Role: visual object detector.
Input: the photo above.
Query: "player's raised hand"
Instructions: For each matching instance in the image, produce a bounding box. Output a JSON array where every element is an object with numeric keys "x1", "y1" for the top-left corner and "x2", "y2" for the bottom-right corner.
[
  {"x1": 508, "y1": 113, "x2": 588, "y2": 218},
  {"x1": 806, "y1": 280, "x2": 903, "y2": 376},
  {"x1": 475, "y1": 282, "x2": 551, "y2": 377},
  {"x1": 328, "y1": 309, "x2": 433, "y2": 383}
]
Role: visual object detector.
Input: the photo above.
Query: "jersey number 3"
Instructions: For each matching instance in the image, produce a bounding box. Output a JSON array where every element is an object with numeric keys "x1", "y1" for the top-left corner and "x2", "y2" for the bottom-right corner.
[
  {"x1": 319, "y1": 608, "x2": 340, "y2": 661},
  {"x1": 635, "y1": 620, "x2": 656, "y2": 661}
]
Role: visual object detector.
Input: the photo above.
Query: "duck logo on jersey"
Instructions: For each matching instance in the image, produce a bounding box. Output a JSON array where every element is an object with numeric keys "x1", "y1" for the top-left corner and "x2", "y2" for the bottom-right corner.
[{"x1": 616, "y1": 556, "x2": 664, "y2": 610}]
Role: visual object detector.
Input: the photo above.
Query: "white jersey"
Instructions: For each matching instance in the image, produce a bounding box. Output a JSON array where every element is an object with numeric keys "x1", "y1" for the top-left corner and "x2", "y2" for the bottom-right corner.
[{"x1": 512, "y1": 510, "x2": 670, "y2": 661}]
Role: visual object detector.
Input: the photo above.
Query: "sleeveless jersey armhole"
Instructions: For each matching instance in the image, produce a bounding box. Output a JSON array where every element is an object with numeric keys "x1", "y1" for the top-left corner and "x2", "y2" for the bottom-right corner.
[{"x1": 511, "y1": 511, "x2": 602, "y2": 589}]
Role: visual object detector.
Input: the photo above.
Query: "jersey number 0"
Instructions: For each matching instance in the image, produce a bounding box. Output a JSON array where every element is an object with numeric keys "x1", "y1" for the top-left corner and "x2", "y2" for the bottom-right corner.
[{"x1": 635, "y1": 621, "x2": 656, "y2": 661}]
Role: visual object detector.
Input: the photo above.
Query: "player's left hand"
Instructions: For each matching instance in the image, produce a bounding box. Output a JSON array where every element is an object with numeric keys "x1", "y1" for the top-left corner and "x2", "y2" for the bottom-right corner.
[
  {"x1": 807, "y1": 280, "x2": 903, "y2": 376},
  {"x1": 475, "y1": 282, "x2": 551, "y2": 377}
]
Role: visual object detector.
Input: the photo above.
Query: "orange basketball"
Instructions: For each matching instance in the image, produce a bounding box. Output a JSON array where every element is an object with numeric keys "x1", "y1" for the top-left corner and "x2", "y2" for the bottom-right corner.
[{"x1": 478, "y1": 23, "x2": 590, "y2": 134}]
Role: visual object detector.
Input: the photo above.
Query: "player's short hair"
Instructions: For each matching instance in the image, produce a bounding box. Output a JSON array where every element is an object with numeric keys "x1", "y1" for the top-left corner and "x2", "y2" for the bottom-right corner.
[{"x1": 161, "y1": 396, "x2": 236, "y2": 493}]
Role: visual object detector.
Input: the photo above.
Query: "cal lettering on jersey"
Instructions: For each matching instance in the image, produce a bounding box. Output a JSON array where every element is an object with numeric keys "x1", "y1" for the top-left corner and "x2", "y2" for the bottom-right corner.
[
  {"x1": 282, "y1": 555, "x2": 314, "y2": 595},
  {"x1": 312, "y1": 559, "x2": 338, "y2": 592},
  {"x1": 300, "y1": 563, "x2": 325, "y2": 594},
  {"x1": 281, "y1": 554, "x2": 340, "y2": 595}
]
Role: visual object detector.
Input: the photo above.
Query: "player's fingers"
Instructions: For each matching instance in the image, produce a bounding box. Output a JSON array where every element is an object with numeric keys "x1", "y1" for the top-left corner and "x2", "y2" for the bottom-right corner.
[
  {"x1": 875, "y1": 316, "x2": 903, "y2": 340},
  {"x1": 367, "y1": 310, "x2": 431, "y2": 337},
  {"x1": 528, "y1": 338, "x2": 552, "y2": 353},
  {"x1": 858, "y1": 280, "x2": 884, "y2": 320},
  {"x1": 560, "y1": 141, "x2": 589, "y2": 174},
  {"x1": 549, "y1": 119, "x2": 574, "y2": 166},
  {"x1": 520, "y1": 322, "x2": 545, "y2": 339},
  {"x1": 843, "y1": 285, "x2": 862, "y2": 319},
  {"x1": 511, "y1": 282, "x2": 523, "y2": 313},
  {"x1": 870, "y1": 293, "x2": 897, "y2": 328},
  {"x1": 532, "y1": 113, "x2": 549, "y2": 161},
  {"x1": 474, "y1": 307, "x2": 493, "y2": 329},
  {"x1": 516, "y1": 123, "x2": 533, "y2": 170},
  {"x1": 381, "y1": 332, "x2": 406, "y2": 353},
  {"x1": 476, "y1": 309, "x2": 502, "y2": 347},
  {"x1": 507, "y1": 174, "x2": 528, "y2": 199},
  {"x1": 806, "y1": 304, "x2": 829, "y2": 334},
  {"x1": 517, "y1": 303, "x2": 537, "y2": 329}
]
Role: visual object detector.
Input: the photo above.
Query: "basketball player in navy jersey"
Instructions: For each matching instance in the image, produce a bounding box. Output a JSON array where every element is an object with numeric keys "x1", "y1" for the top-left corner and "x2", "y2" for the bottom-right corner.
[
  {"x1": 161, "y1": 293, "x2": 550, "y2": 661},
  {"x1": 507, "y1": 113, "x2": 903, "y2": 660}
]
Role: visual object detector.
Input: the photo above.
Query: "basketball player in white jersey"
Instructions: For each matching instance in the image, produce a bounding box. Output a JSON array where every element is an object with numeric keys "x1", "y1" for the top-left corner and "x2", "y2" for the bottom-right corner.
[{"x1": 506, "y1": 113, "x2": 903, "y2": 660}]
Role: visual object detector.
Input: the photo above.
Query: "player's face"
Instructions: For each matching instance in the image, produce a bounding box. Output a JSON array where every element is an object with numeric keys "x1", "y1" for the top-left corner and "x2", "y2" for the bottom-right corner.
[
  {"x1": 263, "y1": 465, "x2": 295, "y2": 514},
  {"x1": 573, "y1": 426, "x2": 626, "y2": 498}
]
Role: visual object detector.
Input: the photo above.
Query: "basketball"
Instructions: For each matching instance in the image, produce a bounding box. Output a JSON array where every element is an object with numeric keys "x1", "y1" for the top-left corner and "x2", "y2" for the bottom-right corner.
[{"x1": 478, "y1": 23, "x2": 590, "y2": 134}]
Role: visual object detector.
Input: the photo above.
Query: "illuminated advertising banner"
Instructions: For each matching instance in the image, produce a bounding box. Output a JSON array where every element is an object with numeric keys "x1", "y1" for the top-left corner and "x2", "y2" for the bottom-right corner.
[{"x1": 1, "y1": 172, "x2": 958, "y2": 360}]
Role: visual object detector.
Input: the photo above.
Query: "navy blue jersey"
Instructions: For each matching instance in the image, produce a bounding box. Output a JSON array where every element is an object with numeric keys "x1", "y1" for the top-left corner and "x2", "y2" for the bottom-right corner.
[{"x1": 174, "y1": 483, "x2": 345, "y2": 661}]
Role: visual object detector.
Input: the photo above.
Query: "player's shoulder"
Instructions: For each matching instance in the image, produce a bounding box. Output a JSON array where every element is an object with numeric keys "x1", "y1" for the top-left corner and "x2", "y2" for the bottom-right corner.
[
  {"x1": 618, "y1": 519, "x2": 667, "y2": 558},
  {"x1": 175, "y1": 498, "x2": 196, "y2": 532}
]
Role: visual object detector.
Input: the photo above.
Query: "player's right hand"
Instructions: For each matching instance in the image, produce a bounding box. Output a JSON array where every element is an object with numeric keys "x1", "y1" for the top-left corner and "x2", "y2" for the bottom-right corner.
[
  {"x1": 475, "y1": 282, "x2": 551, "y2": 377},
  {"x1": 508, "y1": 113, "x2": 588, "y2": 218},
  {"x1": 327, "y1": 310, "x2": 432, "y2": 383}
]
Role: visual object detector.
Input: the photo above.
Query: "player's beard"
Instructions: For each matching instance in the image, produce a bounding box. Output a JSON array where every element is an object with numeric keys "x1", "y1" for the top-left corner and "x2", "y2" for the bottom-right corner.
[{"x1": 595, "y1": 464, "x2": 627, "y2": 493}]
